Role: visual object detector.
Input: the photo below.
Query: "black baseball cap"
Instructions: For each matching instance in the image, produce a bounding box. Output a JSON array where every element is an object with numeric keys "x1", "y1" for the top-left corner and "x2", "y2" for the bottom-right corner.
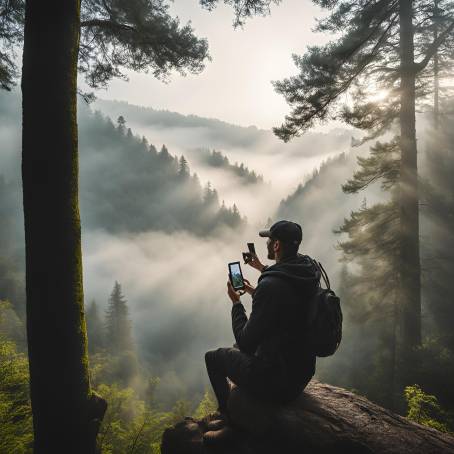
[{"x1": 259, "y1": 220, "x2": 303, "y2": 245}]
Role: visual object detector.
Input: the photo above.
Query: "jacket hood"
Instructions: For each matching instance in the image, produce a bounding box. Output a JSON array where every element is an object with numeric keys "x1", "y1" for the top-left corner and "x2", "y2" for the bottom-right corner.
[{"x1": 258, "y1": 253, "x2": 321, "y2": 292}]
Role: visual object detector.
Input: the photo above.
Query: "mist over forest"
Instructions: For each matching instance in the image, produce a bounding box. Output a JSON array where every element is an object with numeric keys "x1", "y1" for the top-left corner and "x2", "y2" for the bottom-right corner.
[
  {"x1": 3, "y1": 85, "x2": 452, "y2": 408},
  {"x1": 1, "y1": 89, "x2": 371, "y2": 407}
]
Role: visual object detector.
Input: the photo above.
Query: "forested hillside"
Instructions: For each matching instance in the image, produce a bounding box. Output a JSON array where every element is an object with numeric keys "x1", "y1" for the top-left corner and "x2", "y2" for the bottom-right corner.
[
  {"x1": 191, "y1": 148, "x2": 267, "y2": 186},
  {"x1": 77, "y1": 103, "x2": 245, "y2": 235}
]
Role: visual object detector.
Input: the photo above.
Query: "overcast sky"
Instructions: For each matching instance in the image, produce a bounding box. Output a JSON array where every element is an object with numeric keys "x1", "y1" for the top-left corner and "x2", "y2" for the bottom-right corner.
[{"x1": 84, "y1": 0, "x2": 336, "y2": 130}]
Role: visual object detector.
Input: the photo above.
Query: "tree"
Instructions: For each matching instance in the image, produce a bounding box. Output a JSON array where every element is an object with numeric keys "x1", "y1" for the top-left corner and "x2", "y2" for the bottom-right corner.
[
  {"x1": 117, "y1": 115, "x2": 126, "y2": 133},
  {"x1": 416, "y1": 0, "x2": 454, "y2": 128},
  {"x1": 3, "y1": 0, "x2": 210, "y2": 92},
  {"x1": 21, "y1": 1, "x2": 106, "y2": 451},
  {"x1": 178, "y1": 155, "x2": 190, "y2": 178},
  {"x1": 17, "y1": 0, "x2": 210, "y2": 451},
  {"x1": 0, "y1": 0, "x2": 24, "y2": 90},
  {"x1": 200, "y1": 0, "x2": 282, "y2": 27},
  {"x1": 105, "y1": 282, "x2": 134, "y2": 354},
  {"x1": 272, "y1": 0, "x2": 454, "y2": 383}
]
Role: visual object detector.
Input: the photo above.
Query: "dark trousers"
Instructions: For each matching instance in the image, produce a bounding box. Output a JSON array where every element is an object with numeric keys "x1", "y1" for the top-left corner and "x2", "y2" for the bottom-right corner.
[{"x1": 205, "y1": 347, "x2": 308, "y2": 413}]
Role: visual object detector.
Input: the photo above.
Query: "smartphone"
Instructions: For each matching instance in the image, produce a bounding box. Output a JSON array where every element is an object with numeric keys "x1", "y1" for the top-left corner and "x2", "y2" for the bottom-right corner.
[
  {"x1": 228, "y1": 261, "x2": 245, "y2": 290},
  {"x1": 242, "y1": 252, "x2": 252, "y2": 264},
  {"x1": 242, "y1": 242, "x2": 256, "y2": 264}
]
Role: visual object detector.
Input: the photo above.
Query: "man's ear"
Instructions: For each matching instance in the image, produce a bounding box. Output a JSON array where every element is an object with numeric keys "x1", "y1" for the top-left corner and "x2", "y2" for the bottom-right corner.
[{"x1": 274, "y1": 239, "x2": 280, "y2": 253}]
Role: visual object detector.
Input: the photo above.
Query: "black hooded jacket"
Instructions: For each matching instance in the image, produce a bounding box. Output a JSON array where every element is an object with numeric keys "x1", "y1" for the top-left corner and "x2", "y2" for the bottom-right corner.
[{"x1": 231, "y1": 253, "x2": 321, "y2": 386}]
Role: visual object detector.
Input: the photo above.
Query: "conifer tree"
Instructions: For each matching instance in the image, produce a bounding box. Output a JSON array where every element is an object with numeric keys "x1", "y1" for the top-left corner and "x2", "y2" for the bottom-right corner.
[
  {"x1": 178, "y1": 155, "x2": 190, "y2": 178},
  {"x1": 272, "y1": 0, "x2": 454, "y2": 378},
  {"x1": 15, "y1": 1, "x2": 210, "y2": 450},
  {"x1": 105, "y1": 281, "x2": 134, "y2": 354},
  {"x1": 117, "y1": 115, "x2": 126, "y2": 133}
]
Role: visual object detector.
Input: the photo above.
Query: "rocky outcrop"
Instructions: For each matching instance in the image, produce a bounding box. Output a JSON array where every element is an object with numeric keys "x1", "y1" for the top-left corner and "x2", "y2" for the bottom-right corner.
[{"x1": 161, "y1": 380, "x2": 454, "y2": 454}]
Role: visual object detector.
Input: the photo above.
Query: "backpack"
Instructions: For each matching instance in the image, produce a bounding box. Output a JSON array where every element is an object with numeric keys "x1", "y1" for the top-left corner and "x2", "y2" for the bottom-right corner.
[{"x1": 305, "y1": 259, "x2": 343, "y2": 357}]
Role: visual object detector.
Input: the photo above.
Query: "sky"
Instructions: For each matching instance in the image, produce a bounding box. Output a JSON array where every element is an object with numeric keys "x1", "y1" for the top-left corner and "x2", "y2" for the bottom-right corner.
[{"x1": 82, "y1": 0, "x2": 336, "y2": 130}]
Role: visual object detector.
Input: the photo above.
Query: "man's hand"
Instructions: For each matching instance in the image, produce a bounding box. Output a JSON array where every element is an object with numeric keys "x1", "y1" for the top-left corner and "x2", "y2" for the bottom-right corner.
[
  {"x1": 246, "y1": 253, "x2": 266, "y2": 272},
  {"x1": 243, "y1": 278, "x2": 255, "y2": 296},
  {"x1": 227, "y1": 281, "x2": 241, "y2": 304}
]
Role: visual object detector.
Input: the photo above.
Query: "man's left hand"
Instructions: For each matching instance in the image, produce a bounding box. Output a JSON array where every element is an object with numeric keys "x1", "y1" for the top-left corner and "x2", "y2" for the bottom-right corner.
[{"x1": 227, "y1": 280, "x2": 241, "y2": 304}]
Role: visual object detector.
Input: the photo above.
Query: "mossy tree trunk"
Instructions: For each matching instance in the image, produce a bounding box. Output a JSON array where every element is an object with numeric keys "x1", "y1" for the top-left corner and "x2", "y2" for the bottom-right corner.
[{"x1": 21, "y1": 0, "x2": 106, "y2": 452}]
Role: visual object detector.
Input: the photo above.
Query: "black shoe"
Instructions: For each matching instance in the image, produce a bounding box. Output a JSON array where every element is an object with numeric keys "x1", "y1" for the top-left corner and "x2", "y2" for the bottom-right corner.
[{"x1": 205, "y1": 418, "x2": 226, "y2": 431}]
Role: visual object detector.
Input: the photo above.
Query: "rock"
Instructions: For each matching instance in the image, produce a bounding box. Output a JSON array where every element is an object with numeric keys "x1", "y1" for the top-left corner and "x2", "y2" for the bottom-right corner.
[{"x1": 161, "y1": 380, "x2": 454, "y2": 454}]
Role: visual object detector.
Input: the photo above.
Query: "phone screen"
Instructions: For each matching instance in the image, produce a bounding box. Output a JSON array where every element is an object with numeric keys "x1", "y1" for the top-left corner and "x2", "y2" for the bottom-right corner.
[{"x1": 229, "y1": 262, "x2": 245, "y2": 290}]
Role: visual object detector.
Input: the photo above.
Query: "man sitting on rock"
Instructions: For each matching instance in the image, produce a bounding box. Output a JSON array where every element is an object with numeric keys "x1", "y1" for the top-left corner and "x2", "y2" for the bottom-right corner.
[{"x1": 203, "y1": 220, "x2": 321, "y2": 444}]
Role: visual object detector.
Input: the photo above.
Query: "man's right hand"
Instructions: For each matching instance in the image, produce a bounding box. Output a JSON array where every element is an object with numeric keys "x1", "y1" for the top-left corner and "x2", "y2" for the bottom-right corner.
[{"x1": 246, "y1": 253, "x2": 266, "y2": 272}]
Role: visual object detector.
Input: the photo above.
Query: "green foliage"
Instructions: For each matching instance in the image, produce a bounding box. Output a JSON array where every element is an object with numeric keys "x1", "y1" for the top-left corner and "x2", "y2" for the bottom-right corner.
[
  {"x1": 404, "y1": 384, "x2": 453, "y2": 433},
  {"x1": 96, "y1": 383, "x2": 173, "y2": 453},
  {"x1": 91, "y1": 351, "x2": 141, "y2": 389},
  {"x1": 192, "y1": 388, "x2": 217, "y2": 420},
  {"x1": 0, "y1": 297, "x2": 215, "y2": 453},
  {"x1": 0, "y1": 301, "x2": 33, "y2": 453},
  {"x1": 413, "y1": 337, "x2": 454, "y2": 420},
  {"x1": 95, "y1": 382, "x2": 211, "y2": 453}
]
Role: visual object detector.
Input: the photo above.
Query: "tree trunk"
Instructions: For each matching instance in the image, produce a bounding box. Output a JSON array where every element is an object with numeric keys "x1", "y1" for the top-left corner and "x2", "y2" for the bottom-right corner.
[
  {"x1": 434, "y1": 0, "x2": 440, "y2": 128},
  {"x1": 21, "y1": 1, "x2": 106, "y2": 452},
  {"x1": 398, "y1": 0, "x2": 421, "y2": 358},
  {"x1": 161, "y1": 381, "x2": 454, "y2": 454}
]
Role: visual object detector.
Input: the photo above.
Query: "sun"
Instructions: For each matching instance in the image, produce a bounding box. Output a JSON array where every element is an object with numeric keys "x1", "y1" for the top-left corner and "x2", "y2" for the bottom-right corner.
[{"x1": 368, "y1": 89, "x2": 390, "y2": 103}]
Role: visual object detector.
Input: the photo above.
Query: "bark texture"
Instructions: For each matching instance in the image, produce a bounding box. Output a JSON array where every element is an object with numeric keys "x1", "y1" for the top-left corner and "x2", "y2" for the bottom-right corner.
[
  {"x1": 161, "y1": 380, "x2": 454, "y2": 454},
  {"x1": 21, "y1": 0, "x2": 106, "y2": 452}
]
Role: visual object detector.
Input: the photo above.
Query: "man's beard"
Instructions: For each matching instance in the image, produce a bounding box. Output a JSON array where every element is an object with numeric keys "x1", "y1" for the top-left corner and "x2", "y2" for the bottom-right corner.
[{"x1": 267, "y1": 242, "x2": 275, "y2": 260}]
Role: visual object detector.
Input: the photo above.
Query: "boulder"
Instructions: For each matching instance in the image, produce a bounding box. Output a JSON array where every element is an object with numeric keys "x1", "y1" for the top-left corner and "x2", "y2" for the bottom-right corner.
[{"x1": 161, "y1": 380, "x2": 454, "y2": 454}]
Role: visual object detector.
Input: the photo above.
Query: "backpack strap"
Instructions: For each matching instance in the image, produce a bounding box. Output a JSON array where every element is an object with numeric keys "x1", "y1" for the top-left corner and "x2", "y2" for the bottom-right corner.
[
  {"x1": 310, "y1": 258, "x2": 330, "y2": 290},
  {"x1": 317, "y1": 261, "x2": 330, "y2": 290}
]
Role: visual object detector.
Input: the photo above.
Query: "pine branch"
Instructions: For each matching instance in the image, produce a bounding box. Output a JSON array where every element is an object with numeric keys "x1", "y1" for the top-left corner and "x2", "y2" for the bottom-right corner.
[
  {"x1": 80, "y1": 19, "x2": 136, "y2": 32},
  {"x1": 415, "y1": 19, "x2": 454, "y2": 72},
  {"x1": 274, "y1": 12, "x2": 399, "y2": 140}
]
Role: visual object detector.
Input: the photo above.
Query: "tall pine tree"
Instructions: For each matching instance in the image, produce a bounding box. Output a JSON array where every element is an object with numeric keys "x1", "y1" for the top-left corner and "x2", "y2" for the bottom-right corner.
[
  {"x1": 105, "y1": 281, "x2": 134, "y2": 354},
  {"x1": 13, "y1": 1, "x2": 210, "y2": 450},
  {"x1": 272, "y1": 0, "x2": 454, "y2": 401}
]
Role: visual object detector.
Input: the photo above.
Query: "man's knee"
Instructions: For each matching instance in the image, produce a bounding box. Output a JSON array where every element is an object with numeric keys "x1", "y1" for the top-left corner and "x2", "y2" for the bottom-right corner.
[{"x1": 205, "y1": 347, "x2": 231, "y2": 368}]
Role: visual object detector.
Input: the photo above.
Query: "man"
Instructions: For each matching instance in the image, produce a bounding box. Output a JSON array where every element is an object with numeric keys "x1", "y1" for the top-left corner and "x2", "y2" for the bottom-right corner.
[{"x1": 203, "y1": 220, "x2": 321, "y2": 444}]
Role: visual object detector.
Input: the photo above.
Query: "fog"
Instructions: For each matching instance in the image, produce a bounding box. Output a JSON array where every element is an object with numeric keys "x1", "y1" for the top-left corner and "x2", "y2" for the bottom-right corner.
[
  {"x1": 1, "y1": 88, "x2": 425, "y2": 406},
  {"x1": 93, "y1": 99, "x2": 356, "y2": 225}
]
